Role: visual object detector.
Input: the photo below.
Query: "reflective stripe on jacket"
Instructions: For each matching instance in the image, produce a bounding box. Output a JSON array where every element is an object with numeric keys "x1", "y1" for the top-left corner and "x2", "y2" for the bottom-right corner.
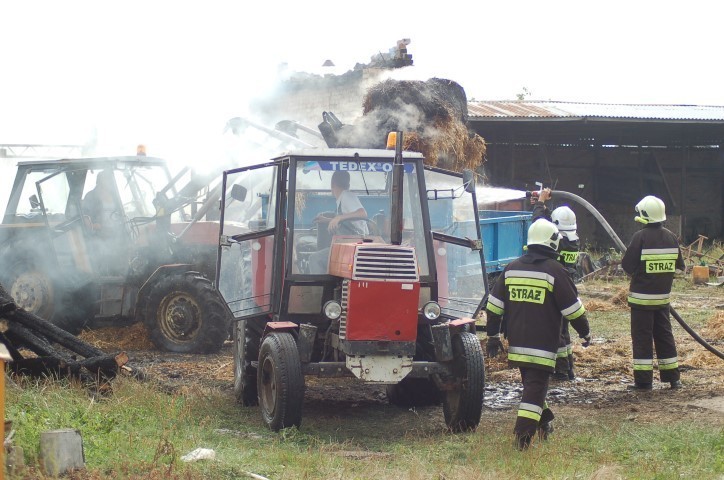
[
  {"x1": 621, "y1": 224, "x2": 684, "y2": 310},
  {"x1": 485, "y1": 247, "x2": 590, "y2": 372}
]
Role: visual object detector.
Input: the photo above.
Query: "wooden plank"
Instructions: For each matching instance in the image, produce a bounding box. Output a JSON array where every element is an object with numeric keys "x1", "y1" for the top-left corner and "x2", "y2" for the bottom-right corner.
[{"x1": 651, "y1": 151, "x2": 678, "y2": 210}]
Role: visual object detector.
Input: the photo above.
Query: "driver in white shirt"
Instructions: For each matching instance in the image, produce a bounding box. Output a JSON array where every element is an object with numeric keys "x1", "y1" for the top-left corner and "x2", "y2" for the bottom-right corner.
[{"x1": 309, "y1": 170, "x2": 368, "y2": 273}]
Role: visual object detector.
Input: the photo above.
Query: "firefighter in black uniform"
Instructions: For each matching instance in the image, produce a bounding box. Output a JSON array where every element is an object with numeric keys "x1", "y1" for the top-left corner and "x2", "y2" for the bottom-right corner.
[
  {"x1": 621, "y1": 195, "x2": 684, "y2": 390},
  {"x1": 486, "y1": 219, "x2": 591, "y2": 450},
  {"x1": 531, "y1": 189, "x2": 581, "y2": 380}
]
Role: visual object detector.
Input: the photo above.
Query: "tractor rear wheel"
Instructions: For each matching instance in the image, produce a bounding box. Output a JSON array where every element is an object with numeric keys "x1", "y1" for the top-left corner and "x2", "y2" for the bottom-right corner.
[
  {"x1": 443, "y1": 332, "x2": 485, "y2": 432},
  {"x1": 144, "y1": 272, "x2": 229, "y2": 353},
  {"x1": 233, "y1": 319, "x2": 263, "y2": 406},
  {"x1": 258, "y1": 332, "x2": 304, "y2": 431}
]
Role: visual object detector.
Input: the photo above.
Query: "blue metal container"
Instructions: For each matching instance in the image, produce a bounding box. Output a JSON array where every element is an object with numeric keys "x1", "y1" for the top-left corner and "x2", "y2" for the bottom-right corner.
[{"x1": 479, "y1": 210, "x2": 532, "y2": 273}]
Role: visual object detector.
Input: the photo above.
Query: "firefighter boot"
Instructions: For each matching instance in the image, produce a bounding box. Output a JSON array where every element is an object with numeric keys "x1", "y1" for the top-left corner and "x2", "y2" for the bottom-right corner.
[
  {"x1": 514, "y1": 434, "x2": 533, "y2": 451},
  {"x1": 670, "y1": 380, "x2": 682, "y2": 389},
  {"x1": 627, "y1": 382, "x2": 653, "y2": 391},
  {"x1": 538, "y1": 408, "x2": 555, "y2": 441}
]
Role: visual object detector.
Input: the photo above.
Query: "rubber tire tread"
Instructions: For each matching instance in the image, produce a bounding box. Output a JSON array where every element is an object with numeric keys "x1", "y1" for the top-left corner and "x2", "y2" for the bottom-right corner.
[
  {"x1": 258, "y1": 332, "x2": 304, "y2": 431},
  {"x1": 144, "y1": 271, "x2": 229, "y2": 353},
  {"x1": 233, "y1": 319, "x2": 264, "y2": 406},
  {"x1": 443, "y1": 332, "x2": 485, "y2": 432}
]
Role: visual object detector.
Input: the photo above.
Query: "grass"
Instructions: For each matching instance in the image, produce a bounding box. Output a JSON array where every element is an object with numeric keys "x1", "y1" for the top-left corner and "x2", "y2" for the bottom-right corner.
[
  {"x1": 6, "y1": 373, "x2": 724, "y2": 479},
  {"x1": 5, "y1": 279, "x2": 724, "y2": 479}
]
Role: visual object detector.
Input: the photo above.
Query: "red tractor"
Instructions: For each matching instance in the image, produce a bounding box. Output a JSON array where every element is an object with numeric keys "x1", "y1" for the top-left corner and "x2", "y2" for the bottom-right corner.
[{"x1": 216, "y1": 134, "x2": 489, "y2": 431}]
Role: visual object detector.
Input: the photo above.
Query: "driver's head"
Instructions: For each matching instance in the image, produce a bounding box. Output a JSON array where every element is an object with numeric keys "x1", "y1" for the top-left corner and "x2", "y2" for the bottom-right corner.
[
  {"x1": 96, "y1": 169, "x2": 115, "y2": 190},
  {"x1": 331, "y1": 170, "x2": 350, "y2": 196}
]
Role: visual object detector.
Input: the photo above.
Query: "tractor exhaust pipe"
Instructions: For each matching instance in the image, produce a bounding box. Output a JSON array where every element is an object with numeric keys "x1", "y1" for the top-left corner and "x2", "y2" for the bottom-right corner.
[
  {"x1": 390, "y1": 131, "x2": 404, "y2": 246},
  {"x1": 551, "y1": 189, "x2": 724, "y2": 361}
]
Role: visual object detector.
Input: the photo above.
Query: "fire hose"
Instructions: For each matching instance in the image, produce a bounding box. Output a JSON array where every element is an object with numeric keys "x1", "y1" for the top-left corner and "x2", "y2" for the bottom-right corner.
[{"x1": 551, "y1": 189, "x2": 724, "y2": 361}]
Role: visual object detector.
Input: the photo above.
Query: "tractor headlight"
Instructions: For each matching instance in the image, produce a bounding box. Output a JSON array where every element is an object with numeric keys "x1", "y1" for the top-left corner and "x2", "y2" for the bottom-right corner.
[
  {"x1": 323, "y1": 300, "x2": 342, "y2": 320},
  {"x1": 422, "y1": 301, "x2": 441, "y2": 320}
]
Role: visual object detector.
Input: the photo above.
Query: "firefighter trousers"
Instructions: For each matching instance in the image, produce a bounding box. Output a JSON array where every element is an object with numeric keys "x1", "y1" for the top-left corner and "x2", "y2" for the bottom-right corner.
[
  {"x1": 630, "y1": 307, "x2": 680, "y2": 384},
  {"x1": 515, "y1": 367, "x2": 554, "y2": 441},
  {"x1": 555, "y1": 318, "x2": 573, "y2": 374}
]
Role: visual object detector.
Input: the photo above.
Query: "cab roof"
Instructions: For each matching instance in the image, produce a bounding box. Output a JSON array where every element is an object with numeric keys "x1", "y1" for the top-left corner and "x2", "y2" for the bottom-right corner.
[
  {"x1": 272, "y1": 148, "x2": 425, "y2": 161},
  {"x1": 15, "y1": 155, "x2": 167, "y2": 168}
]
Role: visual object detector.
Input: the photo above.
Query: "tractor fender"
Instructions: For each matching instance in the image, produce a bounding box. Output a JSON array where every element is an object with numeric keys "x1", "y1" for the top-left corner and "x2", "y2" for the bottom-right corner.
[
  {"x1": 133, "y1": 264, "x2": 193, "y2": 322},
  {"x1": 263, "y1": 321, "x2": 298, "y2": 338},
  {"x1": 430, "y1": 318, "x2": 477, "y2": 362}
]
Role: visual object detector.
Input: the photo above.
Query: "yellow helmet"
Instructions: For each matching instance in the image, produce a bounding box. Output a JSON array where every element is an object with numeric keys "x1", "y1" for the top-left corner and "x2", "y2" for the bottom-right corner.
[{"x1": 635, "y1": 196, "x2": 666, "y2": 224}]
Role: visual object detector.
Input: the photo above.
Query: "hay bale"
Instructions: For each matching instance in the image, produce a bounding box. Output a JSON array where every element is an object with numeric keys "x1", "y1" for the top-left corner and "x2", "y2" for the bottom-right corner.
[{"x1": 353, "y1": 78, "x2": 486, "y2": 171}]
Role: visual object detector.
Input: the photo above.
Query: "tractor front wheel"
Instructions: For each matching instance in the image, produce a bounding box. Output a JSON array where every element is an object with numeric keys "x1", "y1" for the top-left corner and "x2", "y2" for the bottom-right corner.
[
  {"x1": 258, "y1": 332, "x2": 304, "y2": 431},
  {"x1": 442, "y1": 332, "x2": 485, "y2": 432},
  {"x1": 233, "y1": 319, "x2": 263, "y2": 406},
  {"x1": 145, "y1": 272, "x2": 229, "y2": 353}
]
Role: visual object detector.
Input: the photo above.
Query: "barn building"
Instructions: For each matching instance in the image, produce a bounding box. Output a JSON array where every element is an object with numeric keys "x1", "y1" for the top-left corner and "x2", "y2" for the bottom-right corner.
[{"x1": 467, "y1": 101, "x2": 724, "y2": 247}]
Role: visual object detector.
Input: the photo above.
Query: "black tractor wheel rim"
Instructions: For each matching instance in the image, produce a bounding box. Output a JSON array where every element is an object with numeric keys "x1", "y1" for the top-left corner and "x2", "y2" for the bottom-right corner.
[{"x1": 158, "y1": 291, "x2": 202, "y2": 343}]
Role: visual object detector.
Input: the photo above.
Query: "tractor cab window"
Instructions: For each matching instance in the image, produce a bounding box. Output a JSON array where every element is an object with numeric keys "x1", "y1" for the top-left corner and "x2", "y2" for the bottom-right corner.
[
  {"x1": 115, "y1": 166, "x2": 170, "y2": 219},
  {"x1": 291, "y1": 158, "x2": 428, "y2": 276},
  {"x1": 424, "y1": 169, "x2": 486, "y2": 318},
  {"x1": 82, "y1": 165, "x2": 171, "y2": 221},
  {"x1": 14, "y1": 168, "x2": 67, "y2": 218},
  {"x1": 217, "y1": 164, "x2": 279, "y2": 319}
]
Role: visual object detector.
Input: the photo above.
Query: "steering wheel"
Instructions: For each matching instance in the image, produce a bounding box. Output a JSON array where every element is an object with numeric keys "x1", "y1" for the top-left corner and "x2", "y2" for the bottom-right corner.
[
  {"x1": 52, "y1": 215, "x2": 83, "y2": 234},
  {"x1": 337, "y1": 218, "x2": 380, "y2": 237}
]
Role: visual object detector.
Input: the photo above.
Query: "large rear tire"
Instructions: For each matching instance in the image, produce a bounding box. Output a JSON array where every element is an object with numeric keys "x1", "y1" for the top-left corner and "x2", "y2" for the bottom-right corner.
[
  {"x1": 233, "y1": 319, "x2": 263, "y2": 406},
  {"x1": 144, "y1": 272, "x2": 229, "y2": 353},
  {"x1": 258, "y1": 332, "x2": 304, "y2": 431},
  {"x1": 443, "y1": 332, "x2": 485, "y2": 432}
]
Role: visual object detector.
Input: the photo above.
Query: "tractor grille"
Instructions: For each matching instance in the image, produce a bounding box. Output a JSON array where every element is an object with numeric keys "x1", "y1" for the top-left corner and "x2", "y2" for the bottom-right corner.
[
  {"x1": 339, "y1": 280, "x2": 349, "y2": 340},
  {"x1": 353, "y1": 245, "x2": 419, "y2": 281}
]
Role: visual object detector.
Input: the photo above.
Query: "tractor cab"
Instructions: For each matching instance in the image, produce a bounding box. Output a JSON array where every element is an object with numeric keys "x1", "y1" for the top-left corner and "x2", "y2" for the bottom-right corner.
[{"x1": 216, "y1": 142, "x2": 488, "y2": 431}]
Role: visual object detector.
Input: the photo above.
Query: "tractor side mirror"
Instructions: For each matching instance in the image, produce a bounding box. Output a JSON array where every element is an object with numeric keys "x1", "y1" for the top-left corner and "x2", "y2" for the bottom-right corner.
[
  {"x1": 29, "y1": 194, "x2": 41, "y2": 210},
  {"x1": 462, "y1": 169, "x2": 476, "y2": 193},
  {"x1": 230, "y1": 184, "x2": 247, "y2": 202}
]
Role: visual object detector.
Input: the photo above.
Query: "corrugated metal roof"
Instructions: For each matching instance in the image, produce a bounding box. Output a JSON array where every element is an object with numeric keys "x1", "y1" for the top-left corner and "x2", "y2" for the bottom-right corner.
[{"x1": 467, "y1": 101, "x2": 724, "y2": 122}]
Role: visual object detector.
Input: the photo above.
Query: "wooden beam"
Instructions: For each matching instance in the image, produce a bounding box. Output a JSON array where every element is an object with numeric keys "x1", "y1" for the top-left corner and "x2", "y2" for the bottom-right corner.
[
  {"x1": 720, "y1": 145, "x2": 724, "y2": 237},
  {"x1": 650, "y1": 151, "x2": 678, "y2": 210}
]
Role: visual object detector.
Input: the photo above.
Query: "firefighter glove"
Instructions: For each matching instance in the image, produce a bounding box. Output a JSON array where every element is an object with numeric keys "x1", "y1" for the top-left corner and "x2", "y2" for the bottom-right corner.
[
  {"x1": 581, "y1": 334, "x2": 592, "y2": 348},
  {"x1": 486, "y1": 335, "x2": 504, "y2": 358}
]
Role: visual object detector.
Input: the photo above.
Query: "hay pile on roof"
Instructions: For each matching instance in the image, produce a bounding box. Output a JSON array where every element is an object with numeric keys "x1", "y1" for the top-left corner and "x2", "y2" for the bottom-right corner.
[{"x1": 340, "y1": 78, "x2": 486, "y2": 171}]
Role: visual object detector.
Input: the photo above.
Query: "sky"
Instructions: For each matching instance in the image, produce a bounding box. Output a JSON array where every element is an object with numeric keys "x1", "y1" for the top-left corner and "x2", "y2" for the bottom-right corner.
[{"x1": 1, "y1": 0, "x2": 723, "y2": 162}]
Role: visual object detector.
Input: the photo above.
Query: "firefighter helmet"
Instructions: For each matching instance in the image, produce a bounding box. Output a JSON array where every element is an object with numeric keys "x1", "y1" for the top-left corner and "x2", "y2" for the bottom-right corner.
[
  {"x1": 551, "y1": 206, "x2": 578, "y2": 241},
  {"x1": 635, "y1": 195, "x2": 666, "y2": 224},
  {"x1": 527, "y1": 219, "x2": 561, "y2": 251}
]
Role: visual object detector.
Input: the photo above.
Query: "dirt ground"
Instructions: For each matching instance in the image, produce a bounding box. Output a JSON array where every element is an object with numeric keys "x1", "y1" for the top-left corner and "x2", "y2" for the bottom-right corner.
[{"x1": 77, "y1": 283, "x2": 724, "y2": 428}]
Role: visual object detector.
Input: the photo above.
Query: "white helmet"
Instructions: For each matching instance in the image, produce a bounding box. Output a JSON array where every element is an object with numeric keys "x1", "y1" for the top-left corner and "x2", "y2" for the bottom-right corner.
[
  {"x1": 551, "y1": 206, "x2": 578, "y2": 241},
  {"x1": 635, "y1": 195, "x2": 666, "y2": 224},
  {"x1": 527, "y1": 219, "x2": 561, "y2": 251}
]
